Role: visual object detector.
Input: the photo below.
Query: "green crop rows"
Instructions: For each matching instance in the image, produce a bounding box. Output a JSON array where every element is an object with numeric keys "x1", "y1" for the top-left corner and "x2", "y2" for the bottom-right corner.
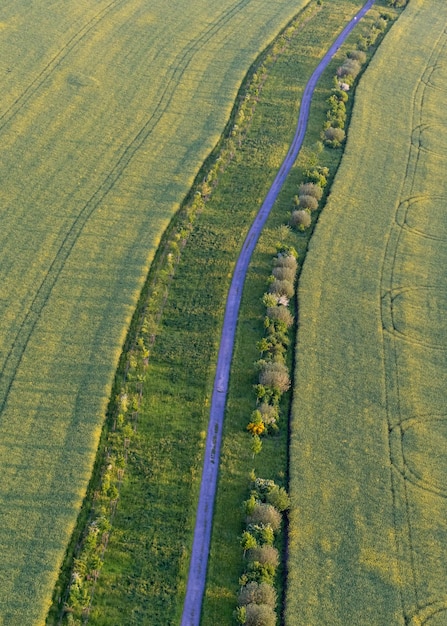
[
  {"x1": 287, "y1": 0, "x2": 447, "y2": 624},
  {"x1": 0, "y1": 0, "x2": 312, "y2": 622}
]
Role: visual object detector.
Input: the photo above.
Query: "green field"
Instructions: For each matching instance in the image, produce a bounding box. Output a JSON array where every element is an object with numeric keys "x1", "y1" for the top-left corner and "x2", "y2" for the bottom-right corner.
[
  {"x1": 0, "y1": 1, "x2": 315, "y2": 623},
  {"x1": 287, "y1": 0, "x2": 447, "y2": 624}
]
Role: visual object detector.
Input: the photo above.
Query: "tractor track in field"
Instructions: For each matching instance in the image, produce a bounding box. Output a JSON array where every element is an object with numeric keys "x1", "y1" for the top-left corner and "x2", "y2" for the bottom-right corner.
[
  {"x1": 0, "y1": 0, "x2": 256, "y2": 416},
  {"x1": 180, "y1": 2, "x2": 376, "y2": 624},
  {"x1": 0, "y1": 0, "x2": 126, "y2": 131},
  {"x1": 380, "y1": 21, "x2": 447, "y2": 623}
]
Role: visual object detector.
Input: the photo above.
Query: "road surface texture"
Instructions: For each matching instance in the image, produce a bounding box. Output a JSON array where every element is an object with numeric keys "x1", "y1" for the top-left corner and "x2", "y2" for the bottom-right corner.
[{"x1": 181, "y1": 1, "x2": 376, "y2": 624}]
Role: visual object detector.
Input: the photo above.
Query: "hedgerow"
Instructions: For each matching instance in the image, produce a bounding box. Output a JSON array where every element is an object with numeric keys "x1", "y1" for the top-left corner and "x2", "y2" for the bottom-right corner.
[{"x1": 235, "y1": 245, "x2": 295, "y2": 623}]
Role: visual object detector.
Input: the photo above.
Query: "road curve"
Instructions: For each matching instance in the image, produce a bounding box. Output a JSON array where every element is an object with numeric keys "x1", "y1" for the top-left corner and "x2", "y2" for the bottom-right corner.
[{"x1": 181, "y1": 2, "x2": 376, "y2": 624}]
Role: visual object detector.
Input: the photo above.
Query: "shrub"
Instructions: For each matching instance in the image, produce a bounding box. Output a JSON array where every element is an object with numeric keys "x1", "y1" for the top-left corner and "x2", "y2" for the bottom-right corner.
[
  {"x1": 247, "y1": 522, "x2": 275, "y2": 546},
  {"x1": 258, "y1": 524, "x2": 275, "y2": 545},
  {"x1": 265, "y1": 485, "x2": 290, "y2": 512},
  {"x1": 247, "y1": 420, "x2": 265, "y2": 436},
  {"x1": 245, "y1": 603, "x2": 276, "y2": 626},
  {"x1": 252, "y1": 476, "x2": 275, "y2": 495},
  {"x1": 247, "y1": 503, "x2": 282, "y2": 532},
  {"x1": 251, "y1": 435, "x2": 263, "y2": 457},
  {"x1": 337, "y1": 58, "x2": 361, "y2": 79},
  {"x1": 324, "y1": 126, "x2": 346, "y2": 148},
  {"x1": 357, "y1": 34, "x2": 369, "y2": 51},
  {"x1": 247, "y1": 545, "x2": 279, "y2": 568},
  {"x1": 249, "y1": 523, "x2": 275, "y2": 546},
  {"x1": 271, "y1": 265, "x2": 295, "y2": 282},
  {"x1": 290, "y1": 209, "x2": 311, "y2": 230},
  {"x1": 259, "y1": 361, "x2": 290, "y2": 393},
  {"x1": 347, "y1": 49, "x2": 367, "y2": 64},
  {"x1": 298, "y1": 194, "x2": 318, "y2": 211},
  {"x1": 273, "y1": 253, "x2": 297, "y2": 270},
  {"x1": 298, "y1": 182, "x2": 323, "y2": 200},
  {"x1": 326, "y1": 101, "x2": 346, "y2": 129},
  {"x1": 238, "y1": 581, "x2": 277, "y2": 608},
  {"x1": 332, "y1": 87, "x2": 349, "y2": 103},
  {"x1": 262, "y1": 292, "x2": 278, "y2": 308},
  {"x1": 305, "y1": 166, "x2": 329, "y2": 187},
  {"x1": 275, "y1": 243, "x2": 298, "y2": 258},
  {"x1": 266, "y1": 306, "x2": 294, "y2": 327},
  {"x1": 235, "y1": 606, "x2": 246, "y2": 624},
  {"x1": 246, "y1": 562, "x2": 276, "y2": 585},
  {"x1": 244, "y1": 494, "x2": 257, "y2": 515},
  {"x1": 268, "y1": 279, "x2": 294, "y2": 298},
  {"x1": 241, "y1": 531, "x2": 258, "y2": 556},
  {"x1": 257, "y1": 403, "x2": 279, "y2": 426}
]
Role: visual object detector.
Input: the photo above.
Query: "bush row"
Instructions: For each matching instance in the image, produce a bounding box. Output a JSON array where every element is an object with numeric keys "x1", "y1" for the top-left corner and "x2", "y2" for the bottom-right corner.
[
  {"x1": 324, "y1": 11, "x2": 394, "y2": 148},
  {"x1": 387, "y1": 0, "x2": 407, "y2": 7},
  {"x1": 290, "y1": 173, "x2": 328, "y2": 232},
  {"x1": 251, "y1": 246, "x2": 297, "y2": 427},
  {"x1": 235, "y1": 474, "x2": 290, "y2": 626},
  {"x1": 235, "y1": 246, "x2": 295, "y2": 624}
]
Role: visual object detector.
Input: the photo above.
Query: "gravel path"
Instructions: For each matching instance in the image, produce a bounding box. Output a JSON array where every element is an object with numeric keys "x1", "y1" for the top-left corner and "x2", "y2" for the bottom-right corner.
[{"x1": 181, "y1": 2, "x2": 376, "y2": 624}]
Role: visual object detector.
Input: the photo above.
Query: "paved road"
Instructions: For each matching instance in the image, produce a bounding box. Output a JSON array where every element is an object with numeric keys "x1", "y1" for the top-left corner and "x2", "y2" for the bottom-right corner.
[{"x1": 180, "y1": 2, "x2": 376, "y2": 624}]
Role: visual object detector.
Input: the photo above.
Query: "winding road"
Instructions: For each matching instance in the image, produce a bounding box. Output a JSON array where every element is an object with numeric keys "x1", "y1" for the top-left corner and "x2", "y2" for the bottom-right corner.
[{"x1": 181, "y1": 1, "x2": 376, "y2": 624}]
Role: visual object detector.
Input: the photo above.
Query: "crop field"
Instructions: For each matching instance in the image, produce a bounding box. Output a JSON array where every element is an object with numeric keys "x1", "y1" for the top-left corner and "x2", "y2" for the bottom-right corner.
[
  {"x1": 287, "y1": 0, "x2": 447, "y2": 624},
  {"x1": 0, "y1": 0, "x2": 315, "y2": 622}
]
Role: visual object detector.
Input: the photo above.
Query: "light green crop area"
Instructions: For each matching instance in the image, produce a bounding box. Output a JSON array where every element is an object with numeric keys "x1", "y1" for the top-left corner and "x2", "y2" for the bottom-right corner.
[
  {"x1": 0, "y1": 0, "x2": 312, "y2": 622},
  {"x1": 287, "y1": 1, "x2": 447, "y2": 624}
]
